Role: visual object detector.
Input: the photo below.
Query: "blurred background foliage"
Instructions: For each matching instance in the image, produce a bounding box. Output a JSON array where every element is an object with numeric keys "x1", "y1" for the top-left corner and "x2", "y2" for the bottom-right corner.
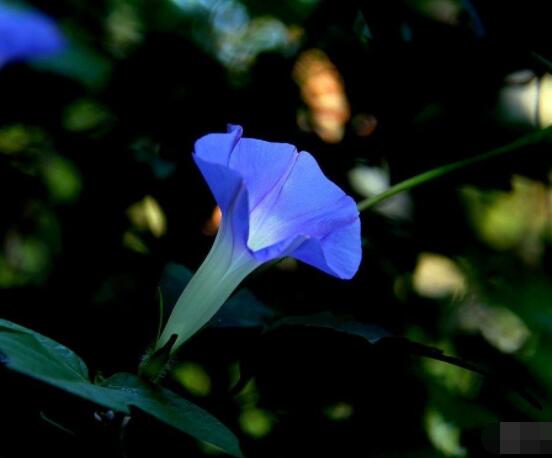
[{"x1": 2, "y1": 0, "x2": 552, "y2": 456}]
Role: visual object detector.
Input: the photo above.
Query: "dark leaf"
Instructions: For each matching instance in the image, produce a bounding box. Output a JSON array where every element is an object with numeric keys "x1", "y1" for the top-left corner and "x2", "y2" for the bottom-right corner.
[
  {"x1": 0, "y1": 320, "x2": 243, "y2": 456},
  {"x1": 258, "y1": 314, "x2": 540, "y2": 408},
  {"x1": 160, "y1": 262, "x2": 274, "y2": 329},
  {"x1": 208, "y1": 288, "x2": 275, "y2": 329},
  {"x1": 268, "y1": 312, "x2": 390, "y2": 344},
  {"x1": 104, "y1": 373, "x2": 243, "y2": 457},
  {"x1": 159, "y1": 262, "x2": 193, "y2": 315}
]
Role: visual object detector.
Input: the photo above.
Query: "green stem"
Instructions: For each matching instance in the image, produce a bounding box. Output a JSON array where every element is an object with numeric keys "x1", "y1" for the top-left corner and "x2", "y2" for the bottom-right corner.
[{"x1": 357, "y1": 125, "x2": 552, "y2": 212}]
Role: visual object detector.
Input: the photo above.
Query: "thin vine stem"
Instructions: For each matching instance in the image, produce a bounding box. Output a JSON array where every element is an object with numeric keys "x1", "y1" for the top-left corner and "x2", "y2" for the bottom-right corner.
[{"x1": 357, "y1": 125, "x2": 552, "y2": 212}]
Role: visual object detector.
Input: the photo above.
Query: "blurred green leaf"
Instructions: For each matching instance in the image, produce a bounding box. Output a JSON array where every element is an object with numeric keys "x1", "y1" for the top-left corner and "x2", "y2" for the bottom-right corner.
[
  {"x1": 63, "y1": 99, "x2": 112, "y2": 132},
  {"x1": 429, "y1": 385, "x2": 497, "y2": 429},
  {"x1": 240, "y1": 0, "x2": 320, "y2": 23},
  {"x1": 31, "y1": 43, "x2": 111, "y2": 90},
  {"x1": 172, "y1": 362, "x2": 212, "y2": 396},
  {"x1": 42, "y1": 155, "x2": 82, "y2": 204}
]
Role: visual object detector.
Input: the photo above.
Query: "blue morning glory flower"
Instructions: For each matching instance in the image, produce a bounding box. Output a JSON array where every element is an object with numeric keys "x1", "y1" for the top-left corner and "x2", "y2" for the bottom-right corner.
[
  {"x1": 157, "y1": 125, "x2": 361, "y2": 351},
  {"x1": 0, "y1": 2, "x2": 65, "y2": 67}
]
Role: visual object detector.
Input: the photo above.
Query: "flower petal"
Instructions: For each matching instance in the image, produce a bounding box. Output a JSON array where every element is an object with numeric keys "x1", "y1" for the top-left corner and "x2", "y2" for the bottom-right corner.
[
  {"x1": 193, "y1": 125, "x2": 362, "y2": 279},
  {"x1": 229, "y1": 138, "x2": 298, "y2": 210},
  {"x1": 193, "y1": 125, "x2": 243, "y2": 212},
  {"x1": 193, "y1": 124, "x2": 299, "y2": 252},
  {"x1": 248, "y1": 150, "x2": 359, "y2": 251},
  {"x1": 193, "y1": 156, "x2": 251, "y2": 256},
  {"x1": 0, "y1": 5, "x2": 65, "y2": 65},
  {"x1": 291, "y1": 218, "x2": 361, "y2": 279},
  {"x1": 193, "y1": 125, "x2": 253, "y2": 261}
]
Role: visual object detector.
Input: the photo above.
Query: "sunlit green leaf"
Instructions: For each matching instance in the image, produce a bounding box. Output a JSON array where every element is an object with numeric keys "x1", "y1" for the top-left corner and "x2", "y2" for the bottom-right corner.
[{"x1": 0, "y1": 319, "x2": 126, "y2": 411}]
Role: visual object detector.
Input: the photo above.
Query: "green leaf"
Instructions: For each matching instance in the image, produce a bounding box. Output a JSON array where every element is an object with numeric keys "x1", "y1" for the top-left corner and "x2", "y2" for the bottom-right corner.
[
  {"x1": 0, "y1": 319, "x2": 127, "y2": 411},
  {"x1": 0, "y1": 319, "x2": 87, "y2": 377},
  {"x1": 104, "y1": 373, "x2": 243, "y2": 458},
  {"x1": 0, "y1": 320, "x2": 243, "y2": 457}
]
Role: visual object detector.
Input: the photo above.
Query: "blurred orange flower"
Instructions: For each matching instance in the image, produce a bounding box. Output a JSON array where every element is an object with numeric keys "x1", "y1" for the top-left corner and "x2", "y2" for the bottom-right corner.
[{"x1": 293, "y1": 49, "x2": 351, "y2": 143}]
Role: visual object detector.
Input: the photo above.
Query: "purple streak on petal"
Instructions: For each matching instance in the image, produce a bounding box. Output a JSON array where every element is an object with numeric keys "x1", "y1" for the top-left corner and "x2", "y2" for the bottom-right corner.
[
  {"x1": 248, "y1": 150, "x2": 359, "y2": 255},
  {"x1": 225, "y1": 181, "x2": 252, "y2": 263},
  {"x1": 0, "y1": 3, "x2": 66, "y2": 65},
  {"x1": 229, "y1": 138, "x2": 297, "y2": 211}
]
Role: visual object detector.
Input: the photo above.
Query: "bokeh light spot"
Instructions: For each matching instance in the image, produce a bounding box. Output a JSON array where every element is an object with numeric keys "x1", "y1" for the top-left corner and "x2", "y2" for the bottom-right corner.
[
  {"x1": 127, "y1": 195, "x2": 167, "y2": 238},
  {"x1": 173, "y1": 362, "x2": 212, "y2": 397},
  {"x1": 239, "y1": 408, "x2": 274, "y2": 438},
  {"x1": 412, "y1": 253, "x2": 466, "y2": 299}
]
